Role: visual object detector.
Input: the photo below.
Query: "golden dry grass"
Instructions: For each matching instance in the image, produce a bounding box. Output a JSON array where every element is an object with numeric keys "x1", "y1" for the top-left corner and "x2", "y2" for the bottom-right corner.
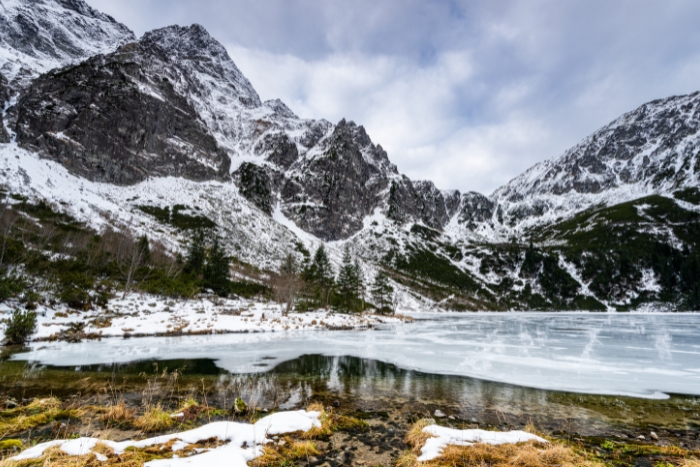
[
  {"x1": 250, "y1": 439, "x2": 320, "y2": 467},
  {"x1": 134, "y1": 406, "x2": 174, "y2": 433},
  {"x1": 683, "y1": 459, "x2": 700, "y2": 467},
  {"x1": 0, "y1": 398, "x2": 85, "y2": 436},
  {"x1": 0, "y1": 441, "x2": 176, "y2": 467},
  {"x1": 406, "y1": 419, "x2": 437, "y2": 454},
  {"x1": 101, "y1": 401, "x2": 136, "y2": 425},
  {"x1": 401, "y1": 441, "x2": 603, "y2": 467},
  {"x1": 401, "y1": 419, "x2": 604, "y2": 467},
  {"x1": 396, "y1": 450, "x2": 420, "y2": 467},
  {"x1": 300, "y1": 402, "x2": 368, "y2": 440}
]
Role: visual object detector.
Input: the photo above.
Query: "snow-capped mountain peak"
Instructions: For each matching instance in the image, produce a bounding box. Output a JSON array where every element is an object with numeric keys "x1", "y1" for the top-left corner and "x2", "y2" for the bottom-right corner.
[
  {"x1": 487, "y1": 91, "x2": 700, "y2": 230},
  {"x1": 0, "y1": 0, "x2": 134, "y2": 85},
  {"x1": 140, "y1": 24, "x2": 261, "y2": 109}
]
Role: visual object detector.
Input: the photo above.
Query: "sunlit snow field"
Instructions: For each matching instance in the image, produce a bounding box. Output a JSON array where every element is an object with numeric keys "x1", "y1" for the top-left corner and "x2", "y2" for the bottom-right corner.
[{"x1": 13, "y1": 313, "x2": 700, "y2": 399}]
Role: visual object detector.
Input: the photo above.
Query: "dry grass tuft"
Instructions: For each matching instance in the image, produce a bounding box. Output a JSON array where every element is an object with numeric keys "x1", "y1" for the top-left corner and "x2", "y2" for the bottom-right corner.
[
  {"x1": 396, "y1": 450, "x2": 420, "y2": 467},
  {"x1": 402, "y1": 419, "x2": 604, "y2": 467},
  {"x1": 92, "y1": 442, "x2": 116, "y2": 458},
  {"x1": 306, "y1": 402, "x2": 324, "y2": 413},
  {"x1": 0, "y1": 398, "x2": 83, "y2": 436},
  {"x1": 101, "y1": 401, "x2": 136, "y2": 426},
  {"x1": 250, "y1": 440, "x2": 320, "y2": 467},
  {"x1": 410, "y1": 439, "x2": 603, "y2": 467},
  {"x1": 406, "y1": 419, "x2": 437, "y2": 454},
  {"x1": 287, "y1": 440, "x2": 320, "y2": 459},
  {"x1": 134, "y1": 406, "x2": 174, "y2": 433},
  {"x1": 301, "y1": 403, "x2": 368, "y2": 440},
  {"x1": 0, "y1": 441, "x2": 178, "y2": 467},
  {"x1": 683, "y1": 460, "x2": 700, "y2": 467},
  {"x1": 450, "y1": 442, "x2": 593, "y2": 467}
]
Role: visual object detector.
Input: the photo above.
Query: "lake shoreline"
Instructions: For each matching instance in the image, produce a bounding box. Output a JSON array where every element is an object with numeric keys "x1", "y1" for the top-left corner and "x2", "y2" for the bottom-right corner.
[{"x1": 0, "y1": 293, "x2": 409, "y2": 344}]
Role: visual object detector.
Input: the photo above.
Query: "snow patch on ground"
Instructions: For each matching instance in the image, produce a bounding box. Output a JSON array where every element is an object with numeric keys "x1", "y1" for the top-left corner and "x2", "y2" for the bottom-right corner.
[
  {"x1": 11, "y1": 410, "x2": 321, "y2": 467},
  {"x1": 0, "y1": 293, "x2": 404, "y2": 342},
  {"x1": 419, "y1": 425, "x2": 548, "y2": 462}
]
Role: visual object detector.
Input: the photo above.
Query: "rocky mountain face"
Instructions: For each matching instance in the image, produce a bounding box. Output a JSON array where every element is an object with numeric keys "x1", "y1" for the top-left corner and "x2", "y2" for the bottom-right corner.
[
  {"x1": 488, "y1": 92, "x2": 700, "y2": 230},
  {"x1": 2, "y1": 0, "x2": 700, "y2": 311},
  {"x1": 14, "y1": 32, "x2": 232, "y2": 184},
  {"x1": 0, "y1": 0, "x2": 134, "y2": 86},
  {"x1": 0, "y1": 73, "x2": 10, "y2": 143},
  {"x1": 0, "y1": 0, "x2": 135, "y2": 150},
  {"x1": 6, "y1": 17, "x2": 462, "y2": 241}
]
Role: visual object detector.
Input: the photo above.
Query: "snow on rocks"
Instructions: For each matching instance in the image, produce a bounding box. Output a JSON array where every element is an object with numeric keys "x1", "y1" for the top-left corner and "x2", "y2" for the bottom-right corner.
[
  {"x1": 418, "y1": 425, "x2": 549, "y2": 462},
  {"x1": 11, "y1": 410, "x2": 321, "y2": 466},
  {"x1": 0, "y1": 293, "x2": 404, "y2": 342}
]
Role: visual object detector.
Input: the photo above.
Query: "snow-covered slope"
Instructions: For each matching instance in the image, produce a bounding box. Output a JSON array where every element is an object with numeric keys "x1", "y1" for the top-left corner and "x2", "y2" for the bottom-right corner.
[
  {"x1": 0, "y1": 142, "x2": 306, "y2": 271},
  {"x1": 488, "y1": 92, "x2": 700, "y2": 232},
  {"x1": 0, "y1": 0, "x2": 134, "y2": 85}
]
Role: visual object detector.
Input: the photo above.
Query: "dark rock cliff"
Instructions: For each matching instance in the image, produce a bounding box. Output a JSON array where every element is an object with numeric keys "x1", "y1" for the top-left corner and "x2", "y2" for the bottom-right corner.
[
  {"x1": 280, "y1": 120, "x2": 395, "y2": 240},
  {"x1": 14, "y1": 41, "x2": 231, "y2": 185}
]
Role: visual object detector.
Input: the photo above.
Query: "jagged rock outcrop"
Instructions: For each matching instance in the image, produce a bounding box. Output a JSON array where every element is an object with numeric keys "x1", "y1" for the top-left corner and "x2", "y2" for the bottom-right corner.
[
  {"x1": 280, "y1": 119, "x2": 396, "y2": 240},
  {"x1": 254, "y1": 133, "x2": 299, "y2": 170},
  {"x1": 0, "y1": 73, "x2": 10, "y2": 143},
  {"x1": 458, "y1": 192, "x2": 495, "y2": 227},
  {"x1": 387, "y1": 178, "x2": 460, "y2": 230},
  {"x1": 233, "y1": 162, "x2": 274, "y2": 214},
  {"x1": 14, "y1": 44, "x2": 231, "y2": 184}
]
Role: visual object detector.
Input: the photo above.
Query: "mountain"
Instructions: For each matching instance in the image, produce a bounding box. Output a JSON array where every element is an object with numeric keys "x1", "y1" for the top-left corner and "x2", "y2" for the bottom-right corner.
[
  {"x1": 1, "y1": 0, "x2": 699, "y2": 312},
  {"x1": 7, "y1": 20, "x2": 462, "y2": 241},
  {"x1": 0, "y1": 0, "x2": 134, "y2": 84},
  {"x1": 0, "y1": 0, "x2": 134, "y2": 142},
  {"x1": 490, "y1": 91, "x2": 700, "y2": 231}
]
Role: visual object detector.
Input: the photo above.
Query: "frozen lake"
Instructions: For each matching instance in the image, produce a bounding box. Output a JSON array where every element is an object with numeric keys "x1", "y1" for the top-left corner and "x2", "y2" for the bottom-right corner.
[{"x1": 13, "y1": 312, "x2": 700, "y2": 399}]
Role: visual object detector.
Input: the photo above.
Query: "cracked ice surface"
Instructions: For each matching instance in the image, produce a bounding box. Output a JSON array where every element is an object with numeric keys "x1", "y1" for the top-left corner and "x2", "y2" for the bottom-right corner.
[{"x1": 12, "y1": 313, "x2": 700, "y2": 399}]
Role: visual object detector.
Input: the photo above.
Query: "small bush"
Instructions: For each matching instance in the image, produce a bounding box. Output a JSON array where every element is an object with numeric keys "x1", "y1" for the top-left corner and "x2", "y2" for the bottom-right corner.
[
  {"x1": 0, "y1": 273, "x2": 27, "y2": 301},
  {"x1": 3, "y1": 309, "x2": 37, "y2": 345}
]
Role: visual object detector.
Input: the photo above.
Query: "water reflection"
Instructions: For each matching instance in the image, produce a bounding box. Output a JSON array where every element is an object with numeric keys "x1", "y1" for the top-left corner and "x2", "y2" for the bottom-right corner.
[{"x1": 2, "y1": 354, "x2": 698, "y2": 435}]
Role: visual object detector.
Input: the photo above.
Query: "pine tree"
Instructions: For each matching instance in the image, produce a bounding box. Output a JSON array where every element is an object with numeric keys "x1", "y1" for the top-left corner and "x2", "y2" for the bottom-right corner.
[
  {"x1": 306, "y1": 245, "x2": 334, "y2": 307},
  {"x1": 185, "y1": 229, "x2": 207, "y2": 276},
  {"x1": 337, "y1": 247, "x2": 358, "y2": 311},
  {"x1": 204, "y1": 235, "x2": 231, "y2": 297},
  {"x1": 372, "y1": 271, "x2": 394, "y2": 313},
  {"x1": 353, "y1": 259, "x2": 365, "y2": 312}
]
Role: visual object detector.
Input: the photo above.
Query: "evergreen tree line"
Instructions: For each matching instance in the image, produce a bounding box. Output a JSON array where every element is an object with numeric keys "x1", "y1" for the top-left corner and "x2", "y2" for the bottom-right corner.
[
  {"x1": 273, "y1": 245, "x2": 395, "y2": 314},
  {"x1": 0, "y1": 194, "x2": 260, "y2": 308}
]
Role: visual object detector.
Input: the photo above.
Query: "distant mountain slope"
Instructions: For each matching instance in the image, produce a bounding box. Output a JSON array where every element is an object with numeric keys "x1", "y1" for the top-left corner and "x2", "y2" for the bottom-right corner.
[{"x1": 488, "y1": 92, "x2": 700, "y2": 231}]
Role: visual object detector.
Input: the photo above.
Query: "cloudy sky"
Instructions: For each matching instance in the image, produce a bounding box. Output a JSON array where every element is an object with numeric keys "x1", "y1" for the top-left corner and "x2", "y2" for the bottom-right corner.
[{"x1": 87, "y1": 0, "x2": 700, "y2": 195}]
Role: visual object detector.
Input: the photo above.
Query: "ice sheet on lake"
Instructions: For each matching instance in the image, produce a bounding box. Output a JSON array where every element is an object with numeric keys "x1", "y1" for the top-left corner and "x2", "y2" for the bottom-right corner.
[{"x1": 12, "y1": 313, "x2": 700, "y2": 398}]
